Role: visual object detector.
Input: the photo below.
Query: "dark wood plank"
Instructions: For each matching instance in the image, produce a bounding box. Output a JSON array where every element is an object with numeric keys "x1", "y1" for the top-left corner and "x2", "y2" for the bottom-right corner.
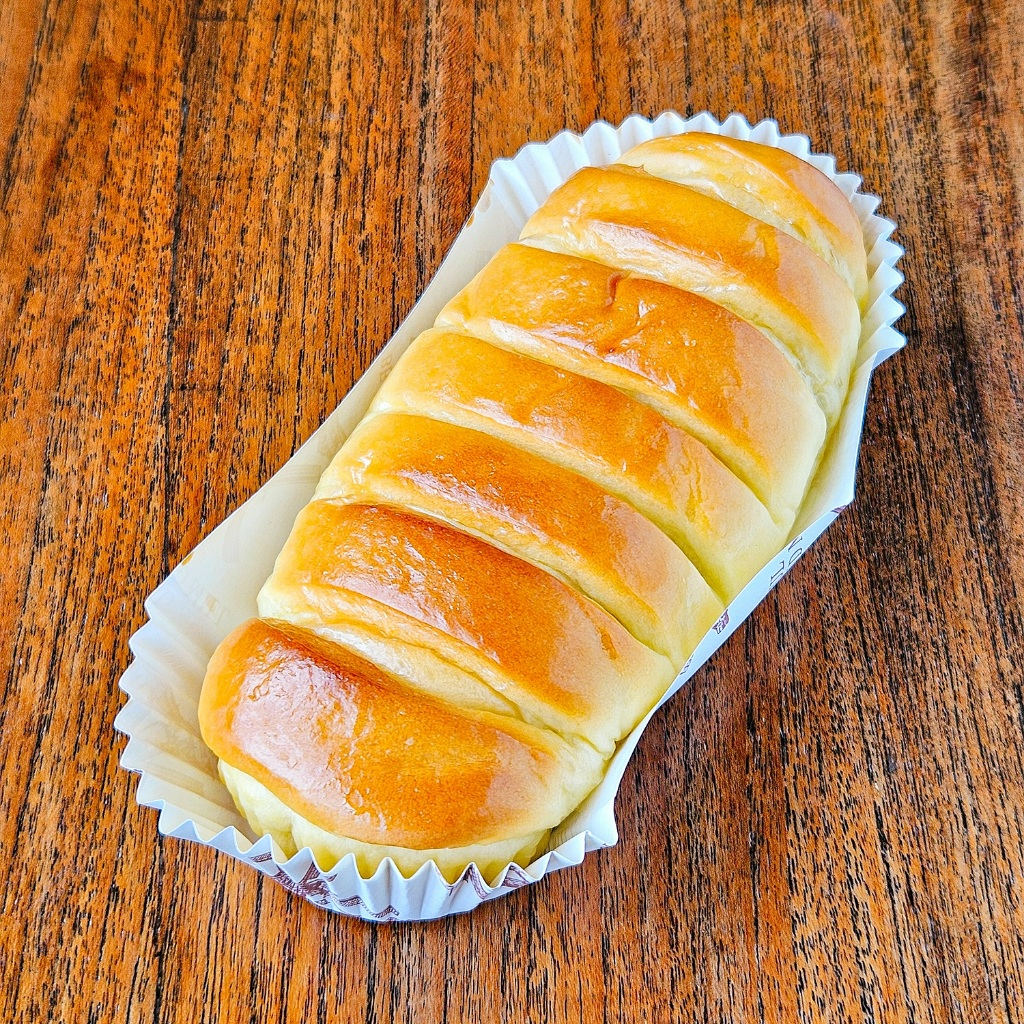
[{"x1": 1, "y1": 0, "x2": 1022, "y2": 1020}]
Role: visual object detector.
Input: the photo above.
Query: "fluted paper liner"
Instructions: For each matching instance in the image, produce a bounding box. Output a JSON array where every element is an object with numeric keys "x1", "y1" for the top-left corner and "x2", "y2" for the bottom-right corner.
[{"x1": 115, "y1": 111, "x2": 905, "y2": 921}]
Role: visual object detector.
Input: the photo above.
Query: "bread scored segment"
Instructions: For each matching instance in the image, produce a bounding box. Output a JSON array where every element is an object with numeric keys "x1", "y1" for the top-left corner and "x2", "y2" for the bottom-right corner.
[
  {"x1": 200, "y1": 620, "x2": 605, "y2": 882},
  {"x1": 197, "y1": 133, "x2": 869, "y2": 884},
  {"x1": 615, "y1": 133, "x2": 869, "y2": 307},
  {"x1": 315, "y1": 412, "x2": 725, "y2": 666},
  {"x1": 368, "y1": 327, "x2": 786, "y2": 600},
  {"x1": 258, "y1": 501, "x2": 676, "y2": 755},
  {"x1": 437, "y1": 243, "x2": 825, "y2": 527},
  {"x1": 518, "y1": 164, "x2": 861, "y2": 428}
]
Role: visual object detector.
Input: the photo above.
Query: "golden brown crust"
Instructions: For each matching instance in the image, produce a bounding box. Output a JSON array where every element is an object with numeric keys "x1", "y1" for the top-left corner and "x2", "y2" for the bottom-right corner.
[
  {"x1": 371, "y1": 327, "x2": 786, "y2": 598},
  {"x1": 519, "y1": 164, "x2": 860, "y2": 425},
  {"x1": 198, "y1": 619, "x2": 605, "y2": 850},
  {"x1": 437, "y1": 243, "x2": 825, "y2": 523},
  {"x1": 315, "y1": 412, "x2": 724, "y2": 665},
  {"x1": 260, "y1": 501, "x2": 676, "y2": 752},
  {"x1": 617, "y1": 133, "x2": 868, "y2": 306}
]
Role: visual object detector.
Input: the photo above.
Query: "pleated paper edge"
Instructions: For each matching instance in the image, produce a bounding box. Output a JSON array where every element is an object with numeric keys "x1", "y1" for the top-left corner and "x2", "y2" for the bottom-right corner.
[{"x1": 114, "y1": 110, "x2": 906, "y2": 922}]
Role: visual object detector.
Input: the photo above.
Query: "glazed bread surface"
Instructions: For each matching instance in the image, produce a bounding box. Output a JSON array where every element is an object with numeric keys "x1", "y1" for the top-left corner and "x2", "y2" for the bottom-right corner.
[
  {"x1": 258, "y1": 501, "x2": 677, "y2": 753},
  {"x1": 369, "y1": 327, "x2": 787, "y2": 599},
  {"x1": 197, "y1": 131, "x2": 868, "y2": 884},
  {"x1": 315, "y1": 412, "x2": 724, "y2": 665},
  {"x1": 615, "y1": 133, "x2": 868, "y2": 306},
  {"x1": 200, "y1": 620, "x2": 604, "y2": 882},
  {"x1": 437, "y1": 243, "x2": 825, "y2": 525},
  {"x1": 519, "y1": 164, "x2": 861, "y2": 427}
]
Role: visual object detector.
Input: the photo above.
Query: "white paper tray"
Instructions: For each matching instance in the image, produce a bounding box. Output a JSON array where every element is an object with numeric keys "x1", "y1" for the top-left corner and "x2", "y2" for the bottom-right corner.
[{"x1": 115, "y1": 111, "x2": 905, "y2": 922}]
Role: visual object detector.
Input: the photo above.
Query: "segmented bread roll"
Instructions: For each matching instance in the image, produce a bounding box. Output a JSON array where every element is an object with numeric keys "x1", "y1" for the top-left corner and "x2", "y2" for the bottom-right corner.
[
  {"x1": 518, "y1": 164, "x2": 860, "y2": 427},
  {"x1": 436, "y1": 244, "x2": 824, "y2": 525},
  {"x1": 199, "y1": 133, "x2": 866, "y2": 883},
  {"x1": 202, "y1": 620, "x2": 605, "y2": 882},
  {"x1": 315, "y1": 412, "x2": 724, "y2": 665},
  {"x1": 368, "y1": 328, "x2": 786, "y2": 598},
  {"x1": 615, "y1": 134, "x2": 869, "y2": 308},
  {"x1": 259, "y1": 502, "x2": 676, "y2": 753}
]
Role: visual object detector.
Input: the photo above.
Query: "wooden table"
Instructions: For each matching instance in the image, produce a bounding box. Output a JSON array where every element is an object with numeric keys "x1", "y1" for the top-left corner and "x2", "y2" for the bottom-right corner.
[{"x1": 3, "y1": 0, "x2": 1022, "y2": 1019}]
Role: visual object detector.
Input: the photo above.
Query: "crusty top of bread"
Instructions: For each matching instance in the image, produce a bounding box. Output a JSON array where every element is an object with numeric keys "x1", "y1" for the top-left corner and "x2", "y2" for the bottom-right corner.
[
  {"x1": 616, "y1": 133, "x2": 868, "y2": 306},
  {"x1": 438, "y1": 242, "x2": 825, "y2": 524},
  {"x1": 200, "y1": 619, "x2": 605, "y2": 849},
  {"x1": 258, "y1": 501, "x2": 676, "y2": 753},
  {"x1": 368, "y1": 327, "x2": 786, "y2": 599},
  {"x1": 519, "y1": 164, "x2": 860, "y2": 426},
  {"x1": 316, "y1": 412, "x2": 724, "y2": 665}
]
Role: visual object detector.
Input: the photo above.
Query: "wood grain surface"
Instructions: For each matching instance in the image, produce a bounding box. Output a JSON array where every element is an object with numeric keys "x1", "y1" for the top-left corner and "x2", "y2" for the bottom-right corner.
[{"x1": 2, "y1": 0, "x2": 1022, "y2": 1020}]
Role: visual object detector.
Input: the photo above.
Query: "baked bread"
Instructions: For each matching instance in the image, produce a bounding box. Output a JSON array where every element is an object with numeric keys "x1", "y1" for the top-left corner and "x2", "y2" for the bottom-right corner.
[{"x1": 198, "y1": 132, "x2": 867, "y2": 883}]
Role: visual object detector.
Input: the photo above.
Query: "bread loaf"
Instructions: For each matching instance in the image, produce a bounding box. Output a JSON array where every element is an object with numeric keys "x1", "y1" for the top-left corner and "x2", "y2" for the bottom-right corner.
[{"x1": 198, "y1": 132, "x2": 867, "y2": 883}]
